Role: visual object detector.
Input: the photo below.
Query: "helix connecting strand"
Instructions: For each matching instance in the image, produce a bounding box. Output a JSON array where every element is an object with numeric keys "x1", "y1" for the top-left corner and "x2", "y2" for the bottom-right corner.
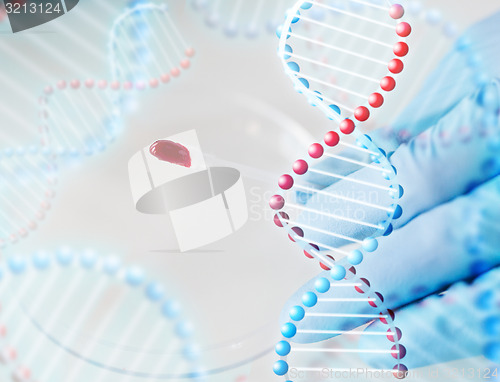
[
  {"x1": 0, "y1": 250, "x2": 200, "y2": 382},
  {"x1": 271, "y1": 1, "x2": 411, "y2": 379}
]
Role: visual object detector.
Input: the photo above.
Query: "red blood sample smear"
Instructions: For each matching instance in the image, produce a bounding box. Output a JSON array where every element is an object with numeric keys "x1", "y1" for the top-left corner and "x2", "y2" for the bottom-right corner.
[{"x1": 149, "y1": 140, "x2": 192, "y2": 168}]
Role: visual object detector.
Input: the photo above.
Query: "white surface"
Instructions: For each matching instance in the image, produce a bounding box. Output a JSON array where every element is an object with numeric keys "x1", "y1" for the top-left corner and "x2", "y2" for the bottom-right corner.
[
  {"x1": 128, "y1": 149, "x2": 153, "y2": 206},
  {"x1": 170, "y1": 193, "x2": 232, "y2": 251},
  {"x1": 226, "y1": 175, "x2": 249, "y2": 230}
]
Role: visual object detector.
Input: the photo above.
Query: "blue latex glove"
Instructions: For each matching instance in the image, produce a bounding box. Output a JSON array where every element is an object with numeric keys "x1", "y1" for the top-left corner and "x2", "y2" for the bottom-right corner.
[
  {"x1": 374, "y1": 9, "x2": 500, "y2": 152},
  {"x1": 359, "y1": 266, "x2": 500, "y2": 371},
  {"x1": 280, "y1": 11, "x2": 500, "y2": 370},
  {"x1": 302, "y1": 10, "x2": 500, "y2": 190}
]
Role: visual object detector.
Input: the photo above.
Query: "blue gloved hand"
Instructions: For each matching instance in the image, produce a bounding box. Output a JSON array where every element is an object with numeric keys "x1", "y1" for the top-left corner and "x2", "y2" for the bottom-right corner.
[
  {"x1": 280, "y1": 10, "x2": 500, "y2": 370},
  {"x1": 359, "y1": 266, "x2": 500, "y2": 371},
  {"x1": 374, "y1": 9, "x2": 500, "y2": 152}
]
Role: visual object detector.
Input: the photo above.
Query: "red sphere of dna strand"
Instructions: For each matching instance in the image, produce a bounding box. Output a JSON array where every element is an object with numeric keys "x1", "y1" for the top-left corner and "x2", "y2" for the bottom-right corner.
[
  {"x1": 308, "y1": 143, "x2": 324, "y2": 159},
  {"x1": 293, "y1": 159, "x2": 309, "y2": 175},
  {"x1": 389, "y1": 4, "x2": 405, "y2": 19},
  {"x1": 354, "y1": 106, "x2": 370, "y2": 122},
  {"x1": 279, "y1": 174, "x2": 294, "y2": 190},
  {"x1": 388, "y1": 59, "x2": 404, "y2": 74},
  {"x1": 393, "y1": 42, "x2": 409, "y2": 57},
  {"x1": 369, "y1": 93, "x2": 384, "y2": 108},
  {"x1": 396, "y1": 22, "x2": 412, "y2": 37},
  {"x1": 340, "y1": 119, "x2": 355, "y2": 134},
  {"x1": 269, "y1": 195, "x2": 285, "y2": 210},
  {"x1": 381, "y1": 76, "x2": 396, "y2": 92},
  {"x1": 324, "y1": 131, "x2": 340, "y2": 146}
]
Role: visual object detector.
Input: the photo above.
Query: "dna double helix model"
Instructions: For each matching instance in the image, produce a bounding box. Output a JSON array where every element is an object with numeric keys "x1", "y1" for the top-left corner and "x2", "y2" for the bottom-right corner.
[
  {"x1": 0, "y1": 2, "x2": 194, "y2": 249},
  {"x1": 270, "y1": 0, "x2": 500, "y2": 380},
  {"x1": 0, "y1": 2, "x2": 203, "y2": 381},
  {"x1": 0, "y1": 248, "x2": 201, "y2": 382},
  {"x1": 1, "y1": 0, "x2": 499, "y2": 380},
  {"x1": 270, "y1": 0, "x2": 410, "y2": 379},
  {"x1": 190, "y1": 0, "x2": 291, "y2": 39}
]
